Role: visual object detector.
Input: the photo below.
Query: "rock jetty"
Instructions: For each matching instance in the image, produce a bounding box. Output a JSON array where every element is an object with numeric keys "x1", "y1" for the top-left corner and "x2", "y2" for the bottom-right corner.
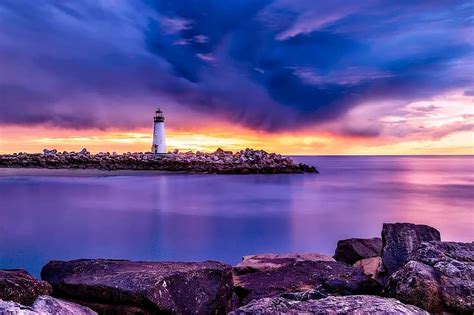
[
  {"x1": 0, "y1": 148, "x2": 317, "y2": 174},
  {"x1": 0, "y1": 222, "x2": 472, "y2": 314}
]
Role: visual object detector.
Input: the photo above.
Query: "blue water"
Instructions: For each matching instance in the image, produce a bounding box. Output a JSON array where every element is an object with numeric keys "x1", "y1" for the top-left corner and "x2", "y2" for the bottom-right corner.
[{"x1": 1, "y1": 156, "x2": 473, "y2": 277}]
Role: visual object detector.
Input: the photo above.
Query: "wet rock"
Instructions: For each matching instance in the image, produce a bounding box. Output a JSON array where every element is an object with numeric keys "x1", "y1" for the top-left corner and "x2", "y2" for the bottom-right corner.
[
  {"x1": 233, "y1": 257, "x2": 381, "y2": 306},
  {"x1": 385, "y1": 241, "x2": 474, "y2": 313},
  {"x1": 41, "y1": 259, "x2": 233, "y2": 314},
  {"x1": 231, "y1": 295, "x2": 428, "y2": 314},
  {"x1": 382, "y1": 223, "x2": 440, "y2": 274},
  {"x1": 32, "y1": 295, "x2": 97, "y2": 314},
  {"x1": 0, "y1": 269, "x2": 52, "y2": 306},
  {"x1": 334, "y1": 237, "x2": 382, "y2": 265}
]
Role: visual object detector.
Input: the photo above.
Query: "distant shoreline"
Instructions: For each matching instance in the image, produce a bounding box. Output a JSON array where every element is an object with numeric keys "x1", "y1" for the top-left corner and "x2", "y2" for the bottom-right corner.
[{"x1": 0, "y1": 168, "x2": 177, "y2": 177}]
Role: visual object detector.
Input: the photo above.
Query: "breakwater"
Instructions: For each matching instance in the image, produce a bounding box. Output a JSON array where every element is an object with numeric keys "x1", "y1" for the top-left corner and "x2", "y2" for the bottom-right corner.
[{"x1": 0, "y1": 148, "x2": 317, "y2": 174}]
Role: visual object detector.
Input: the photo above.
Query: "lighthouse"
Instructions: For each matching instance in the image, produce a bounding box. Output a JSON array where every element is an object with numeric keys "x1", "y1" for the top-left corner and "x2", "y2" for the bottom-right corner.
[{"x1": 151, "y1": 108, "x2": 166, "y2": 154}]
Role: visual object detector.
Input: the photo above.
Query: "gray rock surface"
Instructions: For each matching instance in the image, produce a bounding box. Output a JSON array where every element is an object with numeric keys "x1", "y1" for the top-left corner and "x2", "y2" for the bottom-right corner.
[
  {"x1": 334, "y1": 238, "x2": 382, "y2": 265},
  {"x1": 0, "y1": 269, "x2": 52, "y2": 306},
  {"x1": 0, "y1": 299, "x2": 37, "y2": 315},
  {"x1": 233, "y1": 257, "x2": 381, "y2": 307},
  {"x1": 231, "y1": 295, "x2": 429, "y2": 314},
  {"x1": 0, "y1": 296, "x2": 96, "y2": 315},
  {"x1": 32, "y1": 296, "x2": 97, "y2": 314},
  {"x1": 41, "y1": 259, "x2": 233, "y2": 314},
  {"x1": 381, "y1": 223, "x2": 441, "y2": 274},
  {"x1": 385, "y1": 241, "x2": 474, "y2": 313},
  {"x1": 236, "y1": 253, "x2": 335, "y2": 272}
]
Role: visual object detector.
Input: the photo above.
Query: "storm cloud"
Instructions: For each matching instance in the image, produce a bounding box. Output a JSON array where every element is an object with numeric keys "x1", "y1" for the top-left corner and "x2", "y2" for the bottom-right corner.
[{"x1": 0, "y1": 0, "x2": 472, "y2": 133}]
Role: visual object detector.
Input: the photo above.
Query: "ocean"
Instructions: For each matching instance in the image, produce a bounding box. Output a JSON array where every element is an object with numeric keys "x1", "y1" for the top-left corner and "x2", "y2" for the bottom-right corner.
[{"x1": 0, "y1": 155, "x2": 473, "y2": 276}]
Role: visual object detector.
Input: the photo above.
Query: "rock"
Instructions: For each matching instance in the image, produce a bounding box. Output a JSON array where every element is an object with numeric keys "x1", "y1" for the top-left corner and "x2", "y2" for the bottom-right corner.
[
  {"x1": 0, "y1": 299, "x2": 37, "y2": 314},
  {"x1": 32, "y1": 295, "x2": 97, "y2": 314},
  {"x1": 42, "y1": 149, "x2": 57, "y2": 155},
  {"x1": 236, "y1": 253, "x2": 335, "y2": 272},
  {"x1": 233, "y1": 257, "x2": 381, "y2": 306},
  {"x1": 385, "y1": 241, "x2": 474, "y2": 313},
  {"x1": 0, "y1": 269, "x2": 52, "y2": 306},
  {"x1": 0, "y1": 296, "x2": 96, "y2": 315},
  {"x1": 382, "y1": 223, "x2": 440, "y2": 274},
  {"x1": 334, "y1": 237, "x2": 382, "y2": 265},
  {"x1": 353, "y1": 256, "x2": 387, "y2": 285},
  {"x1": 41, "y1": 259, "x2": 233, "y2": 314},
  {"x1": 231, "y1": 295, "x2": 429, "y2": 314},
  {"x1": 0, "y1": 148, "x2": 318, "y2": 174}
]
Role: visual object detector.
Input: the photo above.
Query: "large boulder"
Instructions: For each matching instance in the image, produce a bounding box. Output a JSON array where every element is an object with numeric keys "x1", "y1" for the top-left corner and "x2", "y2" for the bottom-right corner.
[
  {"x1": 0, "y1": 269, "x2": 52, "y2": 305},
  {"x1": 385, "y1": 241, "x2": 474, "y2": 313},
  {"x1": 233, "y1": 255, "x2": 381, "y2": 306},
  {"x1": 382, "y1": 223, "x2": 440, "y2": 274},
  {"x1": 0, "y1": 296, "x2": 96, "y2": 315},
  {"x1": 231, "y1": 295, "x2": 428, "y2": 314},
  {"x1": 236, "y1": 253, "x2": 334, "y2": 271},
  {"x1": 334, "y1": 238, "x2": 382, "y2": 265},
  {"x1": 41, "y1": 259, "x2": 233, "y2": 314}
]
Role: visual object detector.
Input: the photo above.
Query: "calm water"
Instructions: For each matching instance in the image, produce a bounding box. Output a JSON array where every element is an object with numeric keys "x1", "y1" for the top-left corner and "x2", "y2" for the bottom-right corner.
[{"x1": 0, "y1": 156, "x2": 473, "y2": 277}]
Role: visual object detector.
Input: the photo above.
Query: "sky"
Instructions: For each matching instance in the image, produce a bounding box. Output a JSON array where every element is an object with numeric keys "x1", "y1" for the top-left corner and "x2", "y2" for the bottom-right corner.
[{"x1": 0, "y1": 0, "x2": 473, "y2": 154}]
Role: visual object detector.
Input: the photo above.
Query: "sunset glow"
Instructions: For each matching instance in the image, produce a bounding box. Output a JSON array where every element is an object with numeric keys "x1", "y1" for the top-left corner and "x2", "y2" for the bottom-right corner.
[
  {"x1": 0, "y1": 1, "x2": 473, "y2": 154},
  {"x1": 1, "y1": 90, "x2": 472, "y2": 155}
]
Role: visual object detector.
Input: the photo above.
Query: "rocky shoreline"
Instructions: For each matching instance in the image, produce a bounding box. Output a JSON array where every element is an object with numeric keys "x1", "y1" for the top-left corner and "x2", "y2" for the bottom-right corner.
[
  {"x1": 1, "y1": 222, "x2": 472, "y2": 314},
  {"x1": 0, "y1": 148, "x2": 317, "y2": 174}
]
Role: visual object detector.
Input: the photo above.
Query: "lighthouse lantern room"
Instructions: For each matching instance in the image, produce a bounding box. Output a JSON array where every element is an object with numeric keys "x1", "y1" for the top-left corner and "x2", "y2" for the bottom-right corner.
[{"x1": 152, "y1": 108, "x2": 166, "y2": 154}]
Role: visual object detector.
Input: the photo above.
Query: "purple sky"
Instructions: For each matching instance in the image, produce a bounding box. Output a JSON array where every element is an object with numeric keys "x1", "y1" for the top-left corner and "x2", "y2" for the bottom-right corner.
[{"x1": 0, "y1": 0, "x2": 473, "y2": 142}]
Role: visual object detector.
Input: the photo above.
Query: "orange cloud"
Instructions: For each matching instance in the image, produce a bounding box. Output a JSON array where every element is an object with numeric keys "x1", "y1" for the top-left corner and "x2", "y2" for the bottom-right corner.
[
  {"x1": 1, "y1": 122, "x2": 472, "y2": 155},
  {"x1": 1, "y1": 91, "x2": 472, "y2": 155}
]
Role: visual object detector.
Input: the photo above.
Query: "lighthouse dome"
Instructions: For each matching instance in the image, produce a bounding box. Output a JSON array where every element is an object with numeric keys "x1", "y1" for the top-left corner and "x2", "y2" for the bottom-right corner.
[{"x1": 154, "y1": 108, "x2": 165, "y2": 122}]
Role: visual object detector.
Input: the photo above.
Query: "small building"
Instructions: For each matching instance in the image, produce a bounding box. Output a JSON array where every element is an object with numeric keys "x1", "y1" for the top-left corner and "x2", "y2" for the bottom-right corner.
[{"x1": 151, "y1": 109, "x2": 166, "y2": 154}]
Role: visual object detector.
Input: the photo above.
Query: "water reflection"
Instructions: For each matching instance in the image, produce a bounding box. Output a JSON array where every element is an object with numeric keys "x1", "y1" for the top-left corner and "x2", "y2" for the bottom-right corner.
[{"x1": 0, "y1": 156, "x2": 473, "y2": 276}]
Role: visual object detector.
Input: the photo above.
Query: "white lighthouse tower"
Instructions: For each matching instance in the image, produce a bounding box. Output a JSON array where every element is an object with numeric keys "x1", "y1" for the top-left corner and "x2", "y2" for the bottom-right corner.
[{"x1": 151, "y1": 108, "x2": 166, "y2": 154}]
